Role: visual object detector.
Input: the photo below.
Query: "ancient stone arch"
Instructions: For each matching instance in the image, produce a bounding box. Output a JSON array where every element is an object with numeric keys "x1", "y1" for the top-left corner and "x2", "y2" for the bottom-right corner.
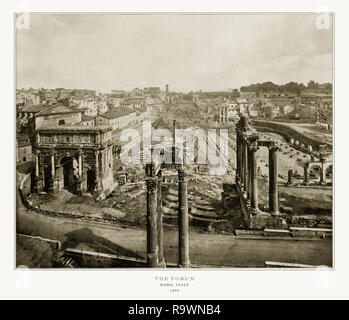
[{"x1": 304, "y1": 159, "x2": 332, "y2": 185}]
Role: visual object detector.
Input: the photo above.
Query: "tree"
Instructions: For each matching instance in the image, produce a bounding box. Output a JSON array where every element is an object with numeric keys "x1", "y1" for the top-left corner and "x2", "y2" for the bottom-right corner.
[{"x1": 307, "y1": 80, "x2": 319, "y2": 89}]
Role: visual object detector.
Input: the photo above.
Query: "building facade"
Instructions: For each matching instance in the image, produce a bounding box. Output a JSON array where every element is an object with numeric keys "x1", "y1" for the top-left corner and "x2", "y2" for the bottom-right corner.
[{"x1": 35, "y1": 125, "x2": 114, "y2": 199}]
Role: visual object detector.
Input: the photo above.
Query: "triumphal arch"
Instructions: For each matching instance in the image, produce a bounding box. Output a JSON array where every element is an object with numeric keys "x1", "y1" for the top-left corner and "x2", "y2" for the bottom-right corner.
[{"x1": 34, "y1": 125, "x2": 114, "y2": 199}]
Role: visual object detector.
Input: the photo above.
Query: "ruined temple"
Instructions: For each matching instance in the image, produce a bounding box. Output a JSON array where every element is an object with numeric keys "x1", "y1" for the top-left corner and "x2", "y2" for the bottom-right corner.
[{"x1": 235, "y1": 115, "x2": 286, "y2": 229}]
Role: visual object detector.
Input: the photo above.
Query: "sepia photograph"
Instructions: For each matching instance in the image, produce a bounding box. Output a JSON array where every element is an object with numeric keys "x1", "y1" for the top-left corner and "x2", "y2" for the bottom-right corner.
[{"x1": 15, "y1": 13, "x2": 333, "y2": 270}]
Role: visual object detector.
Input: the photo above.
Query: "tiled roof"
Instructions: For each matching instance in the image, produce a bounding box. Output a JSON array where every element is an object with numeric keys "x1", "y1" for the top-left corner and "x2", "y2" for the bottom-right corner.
[
  {"x1": 20, "y1": 104, "x2": 49, "y2": 113},
  {"x1": 99, "y1": 108, "x2": 134, "y2": 119},
  {"x1": 36, "y1": 104, "x2": 84, "y2": 116}
]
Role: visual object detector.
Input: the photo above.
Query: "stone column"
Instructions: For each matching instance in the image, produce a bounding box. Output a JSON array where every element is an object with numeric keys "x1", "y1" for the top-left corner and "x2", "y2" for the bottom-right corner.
[
  {"x1": 240, "y1": 138, "x2": 245, "y2": 187},
  {"x1": 78, "y1": 151, "x2": 83, "y2": 177},
  {"x1": 51, "y1": 152, "x2": 55, "y2": 179},
  {"x1": 247, "y1": 146, "x2": 251, "y2": 200},
  {"x1": 250, "y1": 146, "x2": 259, "y2": 212},
  {"x1": 320, "y1": 161, "x2": 327, "y2": 185},
  {"x1": 94, "y1": 150, "x2": 101, "y2": 192},
  {"x1": 157, "y1": 170, "x2": 166, "y2": 268},
  {"x1": 50, "y1": 150, "x2": 56, "y2": 193},
  {"x1": 239, "y1": 136, "x2": 243, "y2": 184},
  {"x1": 287, "y1": 170, "x2": 294, "y2": 185},
  {"x1": 35, "y1": 151, "x2": 40, "y2": 178},
  {"x1": 77, "y1": 150, "x2": 83, "y2": 195},
  {"x1": 236, "y1": 133, "x2": 240, "y2": 182},
  {"x1": 178, "y1": 168, "x2": 190, "y2": 268},
  {"x1": 269, "y1": 146, "x2": 279, "y2": 215},
  {"x1": 146, "y1": 178, "x2": 159, "y2": 268},
  {"x1": 244, "y1": 139, "x2": 249, "y2": 196},
  {"x1": 34, "y1": 150, "x2": 40, "y2": 192},
  {"x1": 304, "y1": 164, "x2": 309, "y2": 185}
]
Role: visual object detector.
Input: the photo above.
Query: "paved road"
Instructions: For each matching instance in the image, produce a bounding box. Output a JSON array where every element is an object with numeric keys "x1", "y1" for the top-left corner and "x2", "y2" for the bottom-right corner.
[{"x1": 17, "y1": 206, "x2": 332, "y2": 267}]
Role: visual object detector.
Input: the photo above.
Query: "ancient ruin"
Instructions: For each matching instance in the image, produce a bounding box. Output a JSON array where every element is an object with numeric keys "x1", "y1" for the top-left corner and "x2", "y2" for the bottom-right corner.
[
  {"x1": 34, "y1": 125, "x2": 115, "y2": 199},
  {"x1": 235, "y1": 116, "x2": 286, "y2": 229}
]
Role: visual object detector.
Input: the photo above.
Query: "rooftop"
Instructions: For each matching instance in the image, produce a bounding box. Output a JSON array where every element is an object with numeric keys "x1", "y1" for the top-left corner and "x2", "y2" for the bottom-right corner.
[
  {"x1": 19, "y1": 104, "x2": 50, "y2": 113},
  {"x1": 36, "y1": 104, "x2": 86, "y2": 116},
  {"x1": 37, "y1": 125, "x2": 112, "y2": 133}
]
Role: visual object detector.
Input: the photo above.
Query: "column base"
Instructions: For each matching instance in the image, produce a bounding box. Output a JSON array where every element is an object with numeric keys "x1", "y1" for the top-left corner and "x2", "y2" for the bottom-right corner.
[
  {"x1": 270, "y1": 211, "x2": 280, "y2": 216},
  {"x1": 178, "y1": 262, "x2": 191, "y2": 268},
  {"x1": 147, "y1": 253, "x2": 159, "y2": 268},
  {"x1": 158, "y1": 259, "x2": 166, "y2": 268},
  {"x1": 250, "y1": 207, "x2": 260, "y2": 215}
]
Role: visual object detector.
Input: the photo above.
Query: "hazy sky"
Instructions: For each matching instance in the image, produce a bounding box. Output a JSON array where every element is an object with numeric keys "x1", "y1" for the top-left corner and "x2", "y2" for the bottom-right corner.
[{"x1": 16, "y1": 14, "x2": 333, "y2": 92}]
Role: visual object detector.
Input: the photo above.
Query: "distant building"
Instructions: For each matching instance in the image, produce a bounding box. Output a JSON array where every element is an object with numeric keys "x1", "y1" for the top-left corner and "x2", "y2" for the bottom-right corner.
[
  {"x1": 262, "y1": 105, "x2": 280, "y2": 118},
  {"x1": 16, "y1": 135, "x2": 32, "y2": 164},
  {"x1": 95, "y1": 109, "x2": 137, "y2": 130},
  {"x1": 111, "y1": 90, "x2": 126, "y2": 98},
  {"x1": 240, "y1": 91, "x2": 256, "y2": 99},
  {"x1": 17, "y1": 104, "x2": 50, "y2": 120},
  {"x1": 81, "y1": 115, "x2": 95, "y2": 127},
  {"x1": 144, "y1": 87, "x2": 160, "y2": 97},
  {"x1": 35, "y1": 104, "x2": 85, "y2": 129}
]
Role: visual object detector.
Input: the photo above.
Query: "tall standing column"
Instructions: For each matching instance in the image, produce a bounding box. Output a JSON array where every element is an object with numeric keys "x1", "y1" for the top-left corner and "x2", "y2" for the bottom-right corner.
[
  {"x1": 77, "y1": 150, "x2": 83, "y2": 195},
  {"x1": 269, "y1": 146, "x2": 279, "y2": 214},
  {"x1": 304, "y1": 164, "x2": 309, "y2": 186},
  {"x1": 157, "y1": 170, "x2": 165, "y2": 268},
  {"x1": 35, "y1": 151, "x2": 40, "y2": 177},
  {"x1": 320, "y1": 161, "x2": 327, "y2": 185},
  {"x1": 50, "y1": 151, "x2": 56, "y2": 193},
  {"x1": 244, "y1": 140, "x2": 249, "y2": 196},
  {"x1": 94, "y1": 150, "x2": 101, "y2": 192},
  {"x1": 146, "y1": 178, "x2": 159, "y2": 268},
  {"x1": 239, "y1": 136, "x2": 243, "y2": 184},
  {"x1": 250, "y1": 146, "x2": 259, "y2": 212},
  {"x1": 178, "y1": 168, "x2": 190, "y2": 268},
  {"x1": 51, "y1": 152, "x2": 55, "y2": 178},
  {"x1": 247, "y1": 146, "x2": 251, "y2": 200},
  {"x1": 78, "y1": 151, "x2": 83, "y2": 177},
  {"x1": 34, "y1": 150, "x2": 40, "y2": 192},
  {"x1": 236, "y1": 133, "x2": 240, "y2": 182},
  {"x1": 240, "y1": 139, "x2": 245, "y2": 187}
]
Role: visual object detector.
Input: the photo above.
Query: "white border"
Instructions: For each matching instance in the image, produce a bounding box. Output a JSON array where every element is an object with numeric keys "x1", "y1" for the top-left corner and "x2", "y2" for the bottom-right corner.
[{"x1": 2, "y1": 0, "x2": 349, "y2": 300}]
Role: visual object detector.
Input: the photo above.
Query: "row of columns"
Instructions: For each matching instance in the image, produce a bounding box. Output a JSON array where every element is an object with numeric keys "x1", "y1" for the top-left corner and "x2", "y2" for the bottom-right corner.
[
  {"x1": 236, "y1": 131, "x2": 279, "y2": 215},
  {"x1": 146, "y1": 164, "x2": 190, "y2": 268}
]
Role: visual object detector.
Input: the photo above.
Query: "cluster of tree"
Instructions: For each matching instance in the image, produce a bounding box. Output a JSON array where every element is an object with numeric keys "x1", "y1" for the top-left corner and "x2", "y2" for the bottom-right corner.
[{"x1": 240, "y1": 81, "x2": 332, "y2": 95}]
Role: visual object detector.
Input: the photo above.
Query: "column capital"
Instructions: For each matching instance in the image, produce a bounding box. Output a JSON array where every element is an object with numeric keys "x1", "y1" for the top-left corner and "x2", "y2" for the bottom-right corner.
[
  {"x1": 157, "y1": 169, "x2": 162, "y2": 179},
  {"x1": 268, "y1": 145, "x2": 280, "y2": 152},
  {"x1": 178, "y1": 168, "x2": 186, "y2": 182},
  {"x1": 146, "y1": 178, "x2": 157, "y2": 192}
]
